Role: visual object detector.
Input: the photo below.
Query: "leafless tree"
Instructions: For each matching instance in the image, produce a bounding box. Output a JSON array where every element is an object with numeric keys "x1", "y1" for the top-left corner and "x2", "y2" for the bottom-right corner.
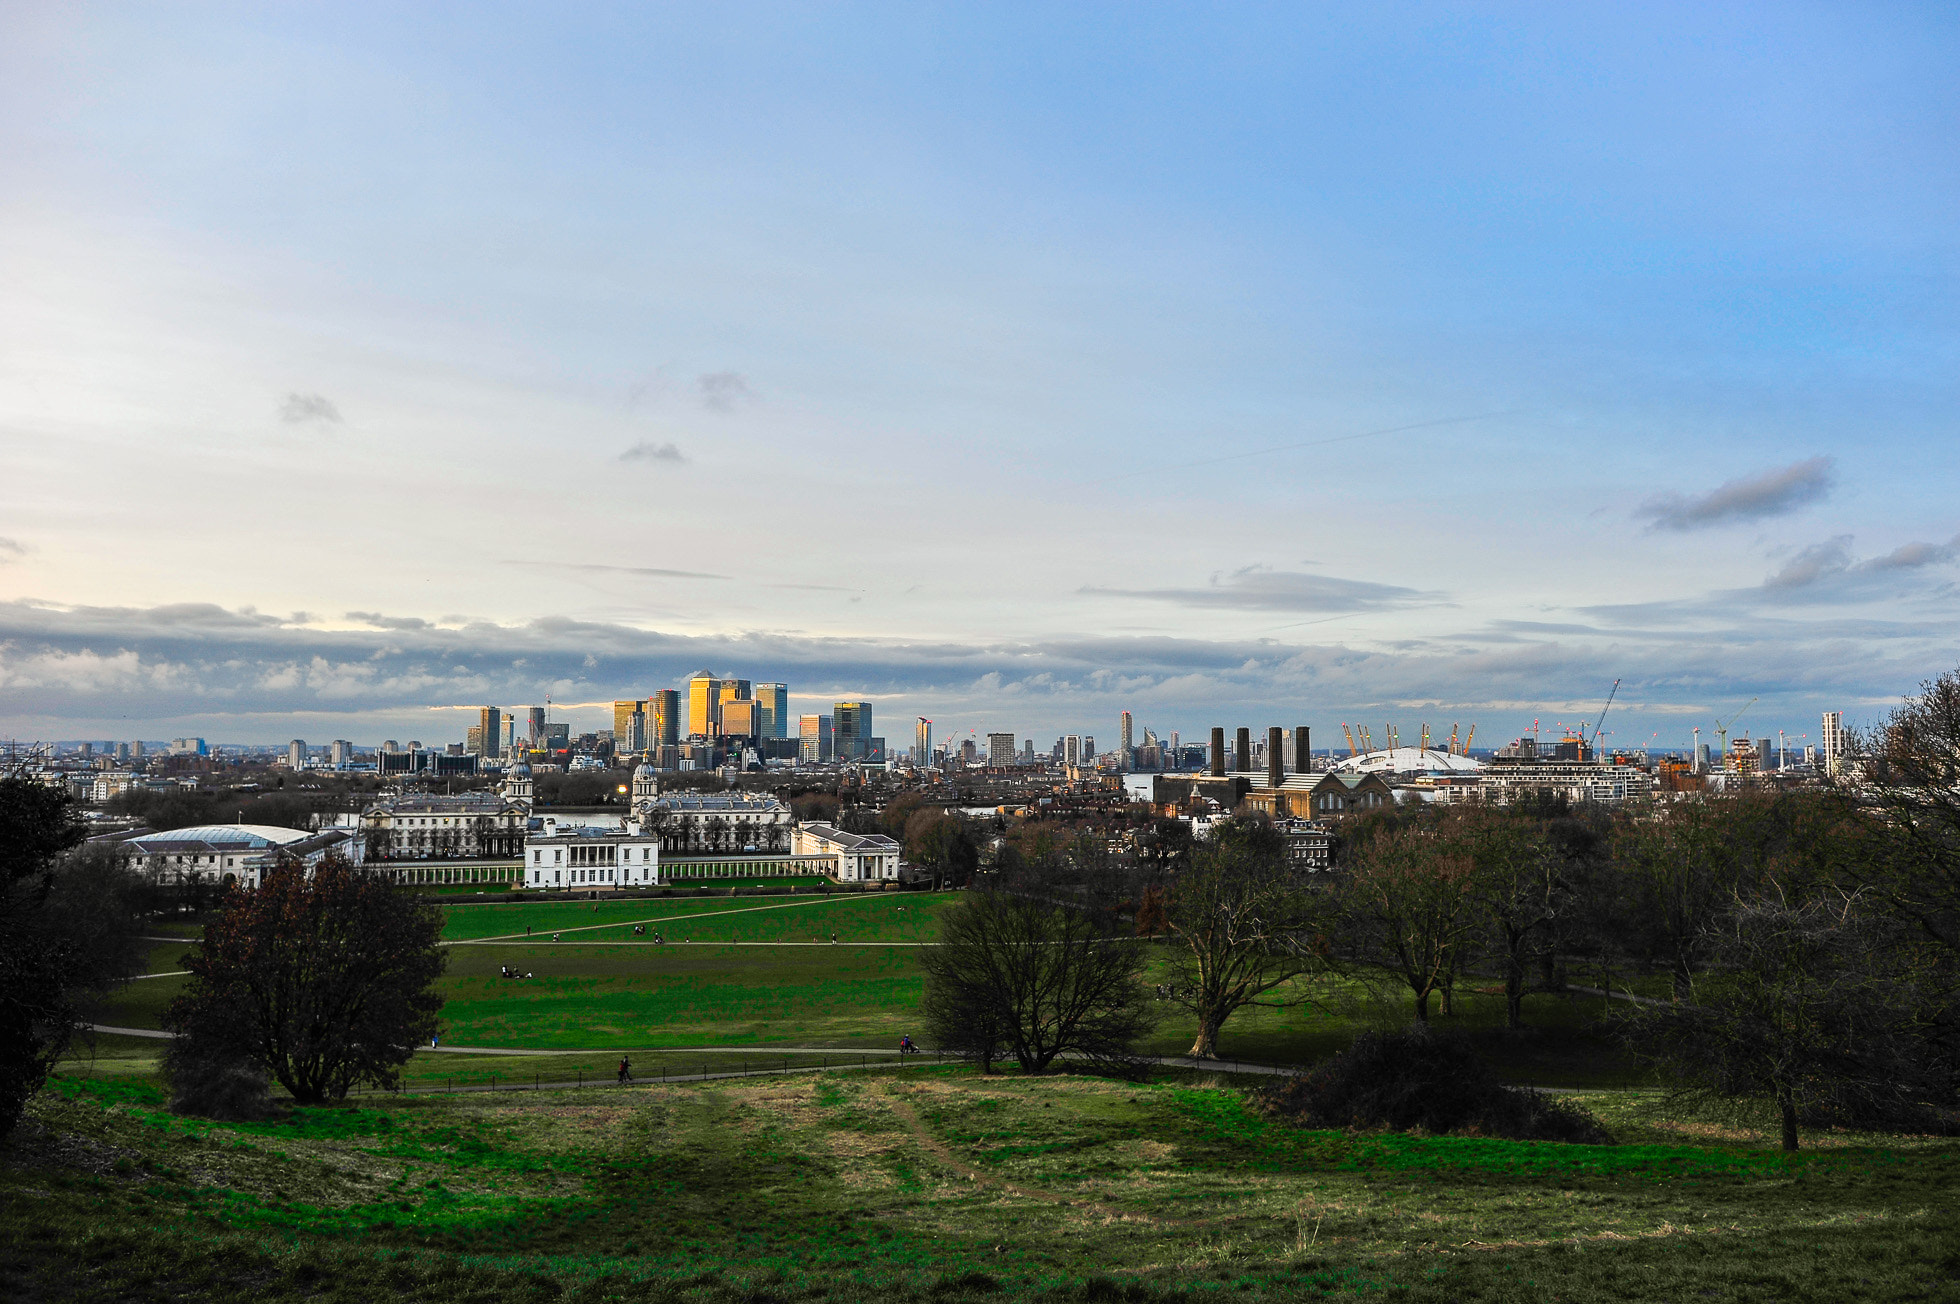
[
  {"x1": 919, "y1": 881, "x2": 1149, "y2": 1074},
  {"x1": 1165, "y1": 819, "x2": 1330, "y2": 1057}
]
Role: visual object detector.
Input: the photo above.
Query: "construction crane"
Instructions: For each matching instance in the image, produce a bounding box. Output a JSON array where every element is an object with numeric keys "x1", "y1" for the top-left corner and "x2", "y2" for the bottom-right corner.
[
  {"x1": 1716, "y1": 697, "x2": 1757, "y2": 767},
  {"x1": 1588, "y1": 679, "x2": 1621, "y2": 748},
  {"x1": 1342, "y1": 724, "x2": 1358, "y2": 758}
]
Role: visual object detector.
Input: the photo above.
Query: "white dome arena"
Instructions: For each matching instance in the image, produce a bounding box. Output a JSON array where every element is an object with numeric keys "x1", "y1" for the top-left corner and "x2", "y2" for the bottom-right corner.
[{"x1": 1335, "y1": 747, "x2": 1484, "y2": 776}]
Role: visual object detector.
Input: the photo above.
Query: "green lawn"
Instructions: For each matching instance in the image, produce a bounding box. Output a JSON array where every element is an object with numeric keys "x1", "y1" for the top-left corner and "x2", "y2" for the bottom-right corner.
[{"x1": 10, "y1": 1069, "x2": 1956, "y2": 1302}]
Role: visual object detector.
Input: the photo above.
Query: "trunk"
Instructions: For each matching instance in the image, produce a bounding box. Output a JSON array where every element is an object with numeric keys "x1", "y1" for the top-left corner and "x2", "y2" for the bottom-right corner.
[
  {"x1": 1188, "y1": 1014, "x2": 1224, "y2": 1058},
  {"x1": 1412, "y1": 988, "x2": 1430, "y2": 1023},
  {"x1": 1777, "y1": 1087, "x2": 1800, "y2": 1152},
  {"x1": 1440, "y1": 983, "x2": 1454, "y2": 1017},
  {"x1": 1505, "y1": 958, "x2": 1525, "y2": 1030}
]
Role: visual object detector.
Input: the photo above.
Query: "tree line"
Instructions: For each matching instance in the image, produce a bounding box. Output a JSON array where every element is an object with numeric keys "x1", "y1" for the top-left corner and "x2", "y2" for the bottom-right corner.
[{"x1": 920, "y1": 671, "x2": 1960, "y2": 1148}]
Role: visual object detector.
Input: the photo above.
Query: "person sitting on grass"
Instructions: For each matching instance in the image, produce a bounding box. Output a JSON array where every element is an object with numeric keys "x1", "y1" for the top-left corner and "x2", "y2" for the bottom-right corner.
[{"x1": 551, "y1": 933, "x2": 560, "y2": 942}]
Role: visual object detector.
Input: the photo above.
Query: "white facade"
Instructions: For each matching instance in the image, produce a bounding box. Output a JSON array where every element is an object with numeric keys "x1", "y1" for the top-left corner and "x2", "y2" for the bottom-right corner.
[
  {"x1": 523, "y1": 817, "x2": 661, "y2": 890},
  {"x1": 1821, "y1": 710, "x2": 1846, "y2": 777},
  {"x1": 97, "y1": 823, "x2": 363, "y2": 886},
  {"x1": 791, "y1": 823, "x2": 902, "y2": 881}
]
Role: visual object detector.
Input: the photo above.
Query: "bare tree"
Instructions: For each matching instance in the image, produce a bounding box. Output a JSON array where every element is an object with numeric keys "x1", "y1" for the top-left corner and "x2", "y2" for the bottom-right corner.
[
  {"x1": 1165, "y1": 818, "x2": 1329, "y2": 1057},
  {"x1": 1336, "y1": 814, "x2": 1481, "y2": 1024},
  {"x1": 1617, "y1": 887, "x2": 1936, "y2": 1151},
  {"x1": 1459, "y1": 808, "x2": 1565, "y2": 1029},
  {"x1": 919, "y1": 882, "x2": 1149, "y2": 1074}
]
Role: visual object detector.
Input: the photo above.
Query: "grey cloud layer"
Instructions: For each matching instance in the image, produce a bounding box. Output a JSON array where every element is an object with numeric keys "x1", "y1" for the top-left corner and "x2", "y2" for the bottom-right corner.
[
  {"x1": 1636, "y1": 456, "x2": 1834, "y2": 531},
  {"x1": 1085, "y1": 567, "x2": 1440, "y2": 613},
  {"x1": 1, "y1": 594, "x2": 1949, "y2": 740}
]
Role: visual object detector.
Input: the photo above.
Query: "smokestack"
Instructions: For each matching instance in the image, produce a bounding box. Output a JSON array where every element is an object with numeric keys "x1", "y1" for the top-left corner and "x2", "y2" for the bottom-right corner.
[
  {"x1": 1235, "y1": 727, "x2": 1252, "y2": 773},
  {"x1": 1209, "y1": 727, "x2": 1226, "y2": 777},
  {"x1": 1294, "y1": 725, "x2": 1311, "y2": 774},
  {"x1": 1267, "y1": 727, "x2": 1283, "y2": 788}
]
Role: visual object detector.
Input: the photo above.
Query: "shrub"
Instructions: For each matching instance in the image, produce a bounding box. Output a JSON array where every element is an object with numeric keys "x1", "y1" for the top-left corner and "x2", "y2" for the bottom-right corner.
[
  {"x1": 161, "y1": 1037, "x2": 273, "y2": 1120},
  {"x1": 1259, "y1": 1028, "x2": 1612, "y2": 1144}
]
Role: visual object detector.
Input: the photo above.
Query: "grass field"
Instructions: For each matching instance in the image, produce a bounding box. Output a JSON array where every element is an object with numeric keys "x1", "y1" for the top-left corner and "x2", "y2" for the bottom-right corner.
[
  {"x1": 88, "y1": 891, "x2": 1635, "y2": 1086},
  {"x1": 7, "y1": 1067, "x2": 1956, "y2": 1302}
]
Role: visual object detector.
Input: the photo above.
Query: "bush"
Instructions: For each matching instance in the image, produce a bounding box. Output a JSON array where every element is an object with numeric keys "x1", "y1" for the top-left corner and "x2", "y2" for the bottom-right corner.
[
  {"x1": 161, "y1": 1038, "x2": 273, "y2": 1120},
  {"x1": 1259, "y1": 1028, "x2": 1613, "y2": 1144}
]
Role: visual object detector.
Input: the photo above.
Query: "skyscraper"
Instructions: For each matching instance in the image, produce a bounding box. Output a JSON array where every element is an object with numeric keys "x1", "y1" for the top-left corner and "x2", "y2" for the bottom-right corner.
[
  {"x1": 527, "y1": 705, "x2": 546, "y2": 744},
  {"x1": 988, "y1": 732, "x2": 1015, "y2": 764},
  {"x1": 649, "y1": 690, "x2": 680, "y2": 747},
  {"x1": 755, "y1": 684, "x2": 789, "y2": 739},
  {"x1": 720, "y1": 680, "x2": 753, "y2": 710},
  {"x1": 914, "y1": 717, "x2": 932, "y2": 765},
  {"x1": 477, "y1": 706, "x2": 503, "y2": 758},
  {"x1": 1120, "y1": 711, "x2": 1133, "y2": 753},
  {"x1": 613, "y1": 700, "x2": 643, "y2": 745},
  {"x1": 721, "y1": 699, "x2": 760, "y2": 738},
  {"x1": 288, "y1": 739, "x2": 307, "y2": 769},
  {"x1": 1064, "y1": 735, "x2": 1081, "y2": 766},
  {"x1": 834, "y1": 701, "x2": 872, "y2": 760},
  {"x1": 687, "y1": 672, "x2": 723, "y2": 737},
  {"x1": 799, "y1": 714, "x2": 833, "y2": 763},
  {"x1": 1821, "y1": 710, "x2": 1845, "y2": 776}
]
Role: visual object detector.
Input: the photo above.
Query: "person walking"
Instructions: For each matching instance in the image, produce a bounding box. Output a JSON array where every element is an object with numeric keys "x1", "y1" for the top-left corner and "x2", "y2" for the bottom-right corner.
[{"x1": 617, "y1": 1056, "x2": 632, "y2": 1085}]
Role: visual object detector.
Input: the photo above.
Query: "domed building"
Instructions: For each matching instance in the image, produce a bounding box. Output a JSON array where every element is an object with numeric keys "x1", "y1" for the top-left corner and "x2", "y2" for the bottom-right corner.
[
  {"x1": 91, "y1": 823, "x2": 363, "y2": 886},
  {"x1": 1335, "y1": 746, "x2": 1484, "y2": 778}
]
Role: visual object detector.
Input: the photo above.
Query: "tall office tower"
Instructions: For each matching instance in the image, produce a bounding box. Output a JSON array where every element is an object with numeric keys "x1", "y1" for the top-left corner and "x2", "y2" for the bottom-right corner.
[
  {"x1": 465, "y1": 726, "x2": 483, "y2": 754},
  {"x1": 988, "y1": 732, "x2": 1015, "y2": 764},
  {"x1": 720, "y1": 680, "x2": 753, "y2": 711},
  {"x1": 131, "y1": 739, "x2": 145, "y2": 759},
  {"x1": 503, "y1": 716, "x2": 515, "y2": 752},
  {"x1": 476, "y1": 706, "x2": 503, "y2": 758},
  {"x1": 687, "y1": 672, "x2": 723, "y2": 737},
  {"x1": 1120, "y1": 711, "x2": 1134, "y2": 754},
  {"x1": 1083, "y1": 735, "x2": 1094, "y2": 759},
  {"x1": 649, "y1": 690, "x2": 680, "y2": 746},
  {"x1": 528, "y1": 705, "x2": 547, "y2": 743},
  {"x1": 331, "y1": 740, "x2": 354, "y2": 766},
  {"x1": 834, "y1": 701, "x2": 872, "y2": 760},
  {"x1": 1820, "y1": 710, "x2": 1845, "y2": 776},
  {"x1": 754, "y1": 684, "x2": 789, "y2": 738},
  {"x1": 1169, "y1": 731, "x2": 1179, "y2": 758},
  {"x1": 1021, "y1": 740, "x2": 1035, "y2": 762},
  {"x1": 1064, "y1": 735, "x2": 1082, "y2": 766},
  {"x1": 613, "y1": 700, "x2": 643, "y2": 746},
  {"x1": 914, "y1": 717, "x2": 932, "y2": 765},
  {"x1": 289, "y1": 739, "x2": 307, "y2": 769},
  {"x1": 721, "y1": 699, "x2": 760, "y2": 738},
  {"x1": 798, "y1": 713, "x2": 834, "y2": 763}
]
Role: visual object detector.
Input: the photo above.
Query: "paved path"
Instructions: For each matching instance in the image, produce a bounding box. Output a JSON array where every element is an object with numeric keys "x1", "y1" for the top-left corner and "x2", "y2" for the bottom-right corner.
[{"x1": 446, "y1": 895, "x2": 864, "y2": 945}]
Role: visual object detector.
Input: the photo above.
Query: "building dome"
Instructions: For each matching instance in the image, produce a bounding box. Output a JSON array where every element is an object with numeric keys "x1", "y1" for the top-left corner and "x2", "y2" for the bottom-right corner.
[
  {"x1": 1335, "y1": 747, "x2": 1484, "y2": 777},
  {"x1": 633, "y1": 763, "x2": 656, "y2": 779},
  {"x1": 509, "y1": 762, "x2": 531, "y2": 778}
]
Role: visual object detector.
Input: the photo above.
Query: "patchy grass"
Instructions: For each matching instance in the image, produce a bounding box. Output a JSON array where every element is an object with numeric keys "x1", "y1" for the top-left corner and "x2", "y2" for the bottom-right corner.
[{"x1": 6, "y1": 1067, "x2": 1956, "y2": 1302}]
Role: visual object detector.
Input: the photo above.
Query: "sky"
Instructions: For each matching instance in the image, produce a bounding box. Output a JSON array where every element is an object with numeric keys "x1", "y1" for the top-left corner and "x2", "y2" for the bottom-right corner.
[{"x1": 1, "y1": 3, "x2": 1956, "y2": 752}]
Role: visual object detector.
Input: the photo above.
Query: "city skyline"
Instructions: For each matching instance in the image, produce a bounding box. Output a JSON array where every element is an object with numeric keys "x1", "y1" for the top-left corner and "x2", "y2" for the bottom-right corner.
[{"x1": 2, "y1": 8, "x2": 1955, "y2": 747}]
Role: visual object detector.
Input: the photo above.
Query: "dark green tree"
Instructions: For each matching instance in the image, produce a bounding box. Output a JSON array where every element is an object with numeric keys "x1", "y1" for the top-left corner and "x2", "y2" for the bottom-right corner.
[{"x1": 165, "y1": 857, "x2": 445, "y2": 1104}]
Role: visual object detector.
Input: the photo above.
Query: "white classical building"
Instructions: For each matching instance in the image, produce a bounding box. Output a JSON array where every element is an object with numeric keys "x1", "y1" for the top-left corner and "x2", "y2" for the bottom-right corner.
[
  {"x1": 628, "y1": 764, "x2": 793, "y2": 854},
  {"x1": 92, "y1": 824, "x2": 364, "y2": 886},
  {"x1": 791, "y1": 823, "x2": 903, "y2": 882},
  {"x1": 358, "y1": 790, "x2": 530, "y2": 860},
  {"x1": 521, "y1": 815, "x2": 661, "y2": 891}
]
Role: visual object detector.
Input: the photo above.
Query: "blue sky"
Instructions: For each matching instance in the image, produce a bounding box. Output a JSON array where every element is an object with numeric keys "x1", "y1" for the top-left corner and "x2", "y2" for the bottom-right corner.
[{"x1": 1, "y1": 3, "x2": 1956, "y2": 750}]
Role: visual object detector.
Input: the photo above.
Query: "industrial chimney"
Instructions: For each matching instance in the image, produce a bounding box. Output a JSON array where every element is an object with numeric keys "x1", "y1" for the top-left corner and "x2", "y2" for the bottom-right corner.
[
  {"x1": 1267, "y1": 727, "x2": 1284, "y2": 788},
  {"x1": 1209, "y1": 726, "x2": 1226, "y2": 777},
  {"x1": 1235, "y1": 727, "x2": 1252, "y2": 773},
  {"x1": 1294, "y1": 726, "x2": 1311, "y2": 774}
]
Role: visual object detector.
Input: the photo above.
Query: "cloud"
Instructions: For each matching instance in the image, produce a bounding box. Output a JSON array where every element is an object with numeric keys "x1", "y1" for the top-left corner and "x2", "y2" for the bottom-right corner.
[
  {"x1": 1863, "y1": 536, "x2": 1960, "y2": 572},
  {"x1": 1635, "y1": 456, "x2": 1834, "y2": 531},
  {"x1": 697, "y1": 372, "x2": 751, "y2": 412},
  {"x1": 500, "y1": 561, "x2": 729, "y2": 580},
  {"x1": 619, "y1": 440, "x2": 686, "y2": 464},
  {"x1": 1084, "y1": 566, "x2": 1439, "y2": 614},
  {"x1": 280, "y1": 392, "x2": 342, "y2": 424},
  {"x1": 1766, "y1": 536, "x2": 1854, "y2": 588},
  {"x1": 0, "y1": 538, "x2": 25, "y2": 562}
]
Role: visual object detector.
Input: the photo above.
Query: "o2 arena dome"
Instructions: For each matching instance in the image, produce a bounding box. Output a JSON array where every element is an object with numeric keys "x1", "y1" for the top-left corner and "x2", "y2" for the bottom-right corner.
[{"x1": 1336, "y1": 746, "x2": 1484, "y2": 777}]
